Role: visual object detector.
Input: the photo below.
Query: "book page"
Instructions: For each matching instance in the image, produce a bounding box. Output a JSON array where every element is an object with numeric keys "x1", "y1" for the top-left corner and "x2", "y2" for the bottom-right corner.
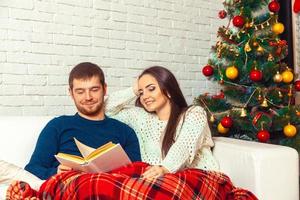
[
  {"x1": 74, "y1": 138, "x2": 96, "y2": 158},
  {"x1": 85, "y1": 143, "x2": 131, "y2": 173},
  {"x1": 54, "y1": 155, "x2": 86, "y2": 172},
  {"x1": 55, "y1": 153, "x2": 84, "y2": 163},
  {"x1": 86, "y1": 142, "x2": 115, "y2": 160}
]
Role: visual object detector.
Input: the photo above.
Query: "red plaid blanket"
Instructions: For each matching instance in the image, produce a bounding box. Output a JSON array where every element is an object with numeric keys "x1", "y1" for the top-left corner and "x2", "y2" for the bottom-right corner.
[{"x1": 7, "y1": 162, "x2": 257, "y2": 200}]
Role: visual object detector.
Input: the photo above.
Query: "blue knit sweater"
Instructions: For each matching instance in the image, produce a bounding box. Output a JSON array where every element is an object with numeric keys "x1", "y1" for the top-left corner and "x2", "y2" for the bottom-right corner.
[{"x1": 25, "y1": 113, "x2": 141, "y2": 180}]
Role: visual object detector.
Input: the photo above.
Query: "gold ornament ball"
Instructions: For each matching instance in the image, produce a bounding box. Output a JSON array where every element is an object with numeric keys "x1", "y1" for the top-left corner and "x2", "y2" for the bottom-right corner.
[
  {"x1": 245, "y1": 22, "x2": 250, "y2": 28},
  {"x1": 225, "y1": 66, "x2": 239, "y2": 80},
  {"x1": 245, "y1": 22, "x2": 253, "y2": 28},
  {"x1": 281, "y1": 70, "x2": 294, "y2": 83},
  {"x1": 273, "y1": 71, "x2": 282, "y2": 83},
  {"x1": 217, "y1": 123, "x2": 229, "y2": 134},
  {"x1": 252, "y1": 41, "x2": 259, "y2": 47},
  {"x1": 272, "y1": 22, "x2": 285, "y2": 34},
  {"x1": 283, "y1": 123, "x2": 297, "y2": 137}
]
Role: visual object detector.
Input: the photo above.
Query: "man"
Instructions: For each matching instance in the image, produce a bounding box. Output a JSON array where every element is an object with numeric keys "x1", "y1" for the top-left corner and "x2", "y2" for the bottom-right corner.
[{"x1": 25, "y1": 62, "x2": 141, "y2": 179}]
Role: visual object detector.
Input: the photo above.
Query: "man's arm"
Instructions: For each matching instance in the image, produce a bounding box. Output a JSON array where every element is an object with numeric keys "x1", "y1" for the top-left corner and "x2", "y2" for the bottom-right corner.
[
  {"x1": 24, "y1": 119, "x2": 60, "y2": 180},
  {"x1": 122, "y1": 126, "x2": 141, "y2": 162}
]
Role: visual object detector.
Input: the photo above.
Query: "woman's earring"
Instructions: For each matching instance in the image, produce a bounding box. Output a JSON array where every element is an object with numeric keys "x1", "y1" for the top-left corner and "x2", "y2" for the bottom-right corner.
[{"x1": 167, "y1": 94, "x2": 171, "y2": 98}]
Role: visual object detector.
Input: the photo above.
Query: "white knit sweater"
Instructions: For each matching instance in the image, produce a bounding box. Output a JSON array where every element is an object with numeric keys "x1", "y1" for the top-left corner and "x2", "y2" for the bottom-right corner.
[{"x1": 105, "y1": 88, "x2": 219, "y2": 172}]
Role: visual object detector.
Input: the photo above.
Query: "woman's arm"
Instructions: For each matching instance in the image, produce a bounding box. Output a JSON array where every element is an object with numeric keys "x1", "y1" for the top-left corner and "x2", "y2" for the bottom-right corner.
[
  {"x1": 105, "y1": 87, "x2": 138, "y2": 125},
  {"x1": 161, "y1": 106, "x2": 212, "y2": 172},
  {"x1": 105, "y1": 87, "x2": 137, "y2": 115}
]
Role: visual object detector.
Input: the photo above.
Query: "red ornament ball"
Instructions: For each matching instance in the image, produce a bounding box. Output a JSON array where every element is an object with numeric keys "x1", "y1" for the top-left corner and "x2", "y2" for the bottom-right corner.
[
  {"x1": 218, "y1": 10, "x2": 227, "y2": 19},
  {"x1": 257, "y1": 130, "x2": 270, "y2": 143},
  {"x1": 202, "y1": 65, "x2": 214, "y2": 77},
  {"x1": 232, "y1": 16, "x2": 244, "y2": 28},
  {"x1": 294, "y1": 80, "x2": 300, "y2": 91},
  {"x1": 220, "y1": 116, "x2": 233, "y2": 128},
  {"x1": 268, "y1": 1, "x2": 280, "y2": 12},
  {"x1": 250, "y1": 69, "x2": 263, "y2": 82}
]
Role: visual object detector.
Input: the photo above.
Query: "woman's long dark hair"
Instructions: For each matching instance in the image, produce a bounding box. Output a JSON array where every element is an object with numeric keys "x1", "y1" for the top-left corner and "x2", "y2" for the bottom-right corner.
[{"x1": 135, "y1": 66, "x2": 188, "y2": 157}]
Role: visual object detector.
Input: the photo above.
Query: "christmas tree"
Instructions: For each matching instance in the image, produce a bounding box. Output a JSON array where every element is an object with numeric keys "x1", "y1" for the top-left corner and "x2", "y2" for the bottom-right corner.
[{"x1": 194, "y1": 0, "x2": 300, "y2": 152}]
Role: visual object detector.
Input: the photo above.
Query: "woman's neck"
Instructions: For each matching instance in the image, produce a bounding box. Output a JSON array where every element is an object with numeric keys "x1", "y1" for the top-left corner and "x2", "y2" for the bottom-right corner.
[{"x1": 156, "y1": 101, "x2": 171, "y2": 121}]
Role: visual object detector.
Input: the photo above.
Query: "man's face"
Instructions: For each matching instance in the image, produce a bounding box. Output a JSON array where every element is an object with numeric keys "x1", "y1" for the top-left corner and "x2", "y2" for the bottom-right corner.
[{"x1": 70, "y1": 76, "x2": 107, "y2": 120}]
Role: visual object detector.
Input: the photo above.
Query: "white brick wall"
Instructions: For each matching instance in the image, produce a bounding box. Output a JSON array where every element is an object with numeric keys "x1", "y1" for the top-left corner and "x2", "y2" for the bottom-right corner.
[
  {"x1": 296, "y1": 14, "x2": 300, "y2": 70},
  {"x1": 0, "y1": 0, "x2": 243, "y2": 116}
]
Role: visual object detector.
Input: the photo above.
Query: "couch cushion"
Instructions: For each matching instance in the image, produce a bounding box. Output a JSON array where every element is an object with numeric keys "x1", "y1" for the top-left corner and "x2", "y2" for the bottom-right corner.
[{"x1": 0, "y1": 116, "x2": 53, "y2": 167}]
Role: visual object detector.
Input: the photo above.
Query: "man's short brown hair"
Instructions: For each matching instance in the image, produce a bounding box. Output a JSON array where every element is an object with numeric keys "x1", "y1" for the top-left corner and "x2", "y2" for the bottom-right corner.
[{"x1": 69, "y1": 62, "x2": 105, "y2": 89}]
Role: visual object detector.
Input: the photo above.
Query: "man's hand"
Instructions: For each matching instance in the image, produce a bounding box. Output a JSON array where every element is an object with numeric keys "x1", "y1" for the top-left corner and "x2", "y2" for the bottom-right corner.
[
  {"x1": 141, "y1": 165, "x2": 169, "y2": 180},
  {"x1": 57, "y1": 164, "x2": 72, "y2": 174}
]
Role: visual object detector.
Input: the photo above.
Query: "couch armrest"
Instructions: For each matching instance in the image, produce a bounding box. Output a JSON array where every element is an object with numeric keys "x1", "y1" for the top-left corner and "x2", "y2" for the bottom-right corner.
[
  {"x1": 213, "y1": 137, "x2": 299, "y2": 200},
  {"x1": 0, "y1": 116, "x2": 53, "y2": 167}
]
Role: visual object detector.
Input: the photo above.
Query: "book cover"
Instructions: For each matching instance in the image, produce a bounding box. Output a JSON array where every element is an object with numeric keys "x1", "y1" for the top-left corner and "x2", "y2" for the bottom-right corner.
[{"x1": 55, "y1": 138, "x2": 132, "y2": 173}]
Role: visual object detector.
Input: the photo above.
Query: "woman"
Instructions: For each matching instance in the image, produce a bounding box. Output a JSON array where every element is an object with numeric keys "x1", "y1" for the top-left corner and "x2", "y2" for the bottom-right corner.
[{"x1": 105, "y1": 66, "x2": 219, "y2": 179}]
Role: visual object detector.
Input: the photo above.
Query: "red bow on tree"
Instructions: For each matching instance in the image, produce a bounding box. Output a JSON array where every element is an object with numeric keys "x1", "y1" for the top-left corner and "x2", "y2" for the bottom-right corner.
[{"x1": 294, "y1": 0, "x2": 300, "y2": 13}]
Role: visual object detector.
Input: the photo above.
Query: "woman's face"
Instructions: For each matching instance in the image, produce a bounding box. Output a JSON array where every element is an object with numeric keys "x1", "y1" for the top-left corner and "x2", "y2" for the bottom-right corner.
[{"x1": 138, "y1": 74, "x2": 170, "y2": 115}]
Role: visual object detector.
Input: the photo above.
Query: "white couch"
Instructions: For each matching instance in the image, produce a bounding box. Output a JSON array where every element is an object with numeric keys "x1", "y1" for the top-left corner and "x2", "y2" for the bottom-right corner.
[{"x1": 0, "y1": 116, "x2": 299, "y2": 200}]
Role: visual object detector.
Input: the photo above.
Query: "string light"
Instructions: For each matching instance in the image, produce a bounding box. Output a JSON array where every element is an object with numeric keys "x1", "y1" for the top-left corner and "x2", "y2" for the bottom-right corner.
[{"x1": 243, "y1": 88, "x2": 258, "y2": 108}]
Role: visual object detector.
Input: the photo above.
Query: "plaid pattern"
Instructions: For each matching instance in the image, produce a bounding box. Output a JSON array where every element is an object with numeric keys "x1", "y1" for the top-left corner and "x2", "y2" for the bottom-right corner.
[{"x1": 7, "y1": 162, "x2": 257, "y2": 200}]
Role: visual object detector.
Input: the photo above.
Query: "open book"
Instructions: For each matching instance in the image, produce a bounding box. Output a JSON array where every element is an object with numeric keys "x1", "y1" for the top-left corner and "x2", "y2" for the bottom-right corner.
[{"x1": 55, "y1": 138, "x2": 131, "y2": 173}]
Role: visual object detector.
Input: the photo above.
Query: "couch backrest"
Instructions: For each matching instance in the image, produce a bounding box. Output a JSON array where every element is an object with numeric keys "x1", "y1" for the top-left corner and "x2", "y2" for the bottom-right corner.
[{"x1": 0, "y1": 116, "x2": 53, "y2": 167}]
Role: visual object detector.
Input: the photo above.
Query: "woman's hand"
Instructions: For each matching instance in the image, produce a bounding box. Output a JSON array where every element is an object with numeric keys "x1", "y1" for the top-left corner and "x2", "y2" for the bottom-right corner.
[
  {"x1": 57, "y1": 164, "x2": 72, "y2": 174},
  {"x1": 142, "y1": 165, "x2": 169, "y2": 180}
]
